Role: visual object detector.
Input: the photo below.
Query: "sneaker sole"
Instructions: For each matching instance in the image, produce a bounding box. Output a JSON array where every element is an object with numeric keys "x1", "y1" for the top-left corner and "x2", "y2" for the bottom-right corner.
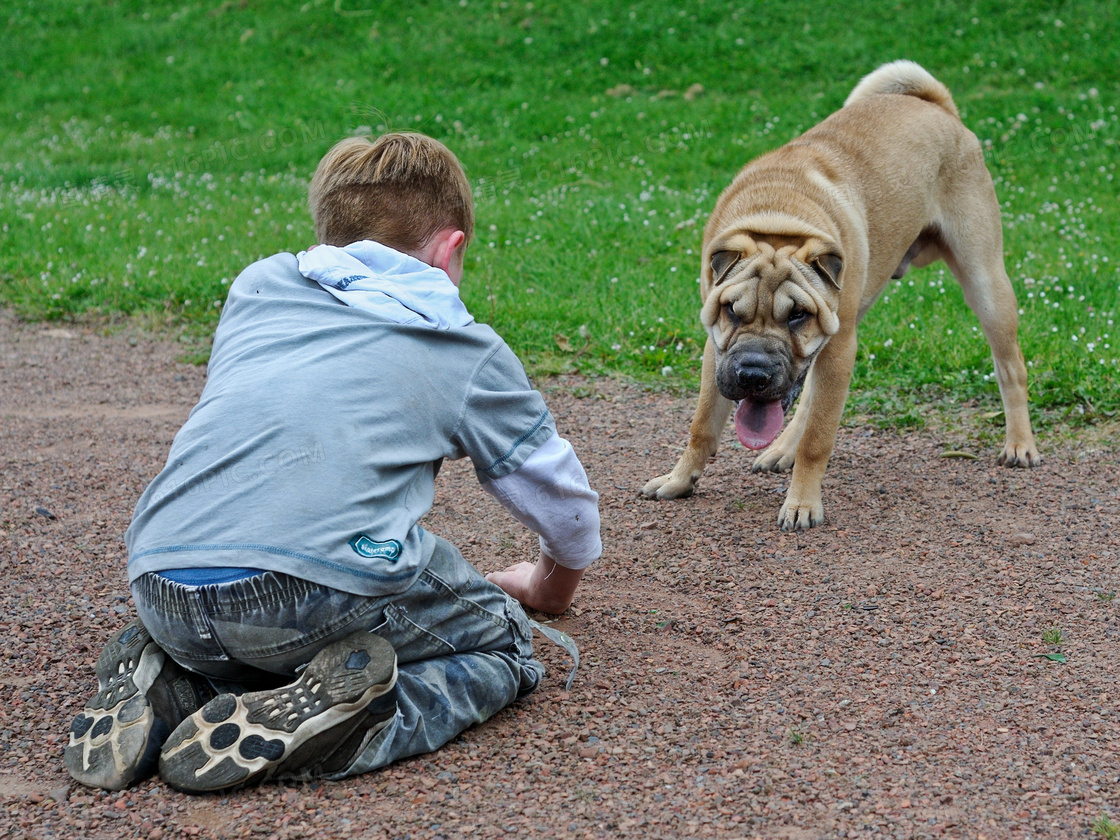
[
  {"x1": 64, "y1": 621, "x2": 169, "y2": 790},
  {"x1": 159, "y1": 632, "x2": 396, "y2": 793}
]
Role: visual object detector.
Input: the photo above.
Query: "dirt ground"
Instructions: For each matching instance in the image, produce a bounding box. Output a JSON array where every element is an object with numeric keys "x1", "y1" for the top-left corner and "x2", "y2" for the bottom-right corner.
[{"x1": 1, "y1": 309, "x2": 1118, "y2": 840}]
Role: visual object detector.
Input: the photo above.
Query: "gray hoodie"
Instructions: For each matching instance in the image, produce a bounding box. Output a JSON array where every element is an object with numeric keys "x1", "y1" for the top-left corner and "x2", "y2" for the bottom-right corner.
[{"x1": 126, "y1": 245, "x2": 600, "y2": 596}]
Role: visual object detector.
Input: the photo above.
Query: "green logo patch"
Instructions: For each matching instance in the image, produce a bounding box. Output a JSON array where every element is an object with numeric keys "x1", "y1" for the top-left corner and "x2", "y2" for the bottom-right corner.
[{"x1": 348, "y1": 534, "x2": 402, "y2": 562}]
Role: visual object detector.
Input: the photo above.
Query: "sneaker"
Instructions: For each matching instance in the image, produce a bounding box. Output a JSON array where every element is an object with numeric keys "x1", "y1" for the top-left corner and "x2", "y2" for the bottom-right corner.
[
  {"x1": 159, "y1": 631, "x2": 397, "y2": 793},
  {"x1": 64, "y1": 620, "x2": 214, "y2": 791}
]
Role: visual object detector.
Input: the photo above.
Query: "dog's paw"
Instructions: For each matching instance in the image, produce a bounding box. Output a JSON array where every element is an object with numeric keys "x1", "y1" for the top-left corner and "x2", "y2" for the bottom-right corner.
[
  {"x1": 777, "y1": 497, "x2": 825, "y2": 531},
  {"x1": 751, "y1": 447, "x2": 796, "y2": 474},
  {"x1": 641, "y1": 472, "x2": 696, "y2": 500},
  {"x1": 997, "y1": 441, "x2": 1041, "y2": 468}
]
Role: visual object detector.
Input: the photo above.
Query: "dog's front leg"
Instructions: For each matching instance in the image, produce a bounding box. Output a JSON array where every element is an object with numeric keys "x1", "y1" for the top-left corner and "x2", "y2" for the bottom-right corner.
[
  {"x1": 753, "y1": 366, "x2": 815, "y2": 474},
  {"x1": 778, "y1": 332, "x2": 857, "y2": 531},
  {"x1": 642, "y1": 338, "x2": 733, "y2": 500}
]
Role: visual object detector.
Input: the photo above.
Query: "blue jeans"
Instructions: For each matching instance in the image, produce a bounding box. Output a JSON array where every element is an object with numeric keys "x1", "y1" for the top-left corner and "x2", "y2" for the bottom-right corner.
[{"x1": 131, "y1": 535, "x2": 545, "y2": 778}]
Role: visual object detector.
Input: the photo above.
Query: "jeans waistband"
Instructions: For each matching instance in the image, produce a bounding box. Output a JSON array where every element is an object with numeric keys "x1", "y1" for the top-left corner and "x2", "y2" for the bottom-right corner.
[{"x1": 133, "y1": 569, "x2": 330, "y2": 615}]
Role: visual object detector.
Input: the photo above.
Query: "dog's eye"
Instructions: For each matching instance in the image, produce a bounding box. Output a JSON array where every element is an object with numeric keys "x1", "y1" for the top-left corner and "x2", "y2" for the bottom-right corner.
[
  {"x1": 788, "y1": 307, "x2": 810, "y2": 327},
  {"x1": 723, "y1": 303, "x2": 740, "y2": 327}
]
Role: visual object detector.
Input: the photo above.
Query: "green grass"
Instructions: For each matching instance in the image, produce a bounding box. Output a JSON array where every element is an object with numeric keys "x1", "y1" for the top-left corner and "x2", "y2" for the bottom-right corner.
[
  {"x1": 1092, "y1": 813, "x2": 1120, "y2": 840},
  {"x1": 2, "y1": 0, "x2": 1118, "y2": 433}
]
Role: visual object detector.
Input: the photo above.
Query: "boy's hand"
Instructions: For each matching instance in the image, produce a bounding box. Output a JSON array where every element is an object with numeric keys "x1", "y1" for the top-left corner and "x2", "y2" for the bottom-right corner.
[{"x1": 487, "y1": 553, "x2": 584, "y2": 615}]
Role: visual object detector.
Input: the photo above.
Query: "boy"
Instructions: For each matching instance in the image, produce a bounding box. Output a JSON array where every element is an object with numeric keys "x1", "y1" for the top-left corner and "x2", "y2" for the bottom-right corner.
[{"x1": 64, "y1": 132, "x2": 602, "y2": 793}]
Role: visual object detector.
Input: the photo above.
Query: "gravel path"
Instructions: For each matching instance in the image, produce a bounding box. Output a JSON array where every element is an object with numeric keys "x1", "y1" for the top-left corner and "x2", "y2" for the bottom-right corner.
[{"x1": 1, "y1": 311, "x2": 1118, "y2": 840}]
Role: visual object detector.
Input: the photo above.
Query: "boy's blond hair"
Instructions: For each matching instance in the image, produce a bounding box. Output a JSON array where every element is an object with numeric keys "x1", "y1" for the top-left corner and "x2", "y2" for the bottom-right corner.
[{"x1": 309, "y1": 133, "x2": 474, "y2": 252}]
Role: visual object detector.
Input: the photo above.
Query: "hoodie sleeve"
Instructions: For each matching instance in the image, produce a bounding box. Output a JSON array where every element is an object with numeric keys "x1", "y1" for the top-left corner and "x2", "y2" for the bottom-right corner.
[
  {"x1": 452, "y1": 341, "x2": 557, "y2": 479},
  {"x1": 479, "y1": 433, "x2": 602, "y2": 570}
]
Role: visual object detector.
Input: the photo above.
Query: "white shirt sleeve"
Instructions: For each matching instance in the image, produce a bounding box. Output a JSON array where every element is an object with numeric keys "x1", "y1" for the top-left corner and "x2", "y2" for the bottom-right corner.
[{"x1": 480, "y1": 433, "x2": 602, "y2": 570}]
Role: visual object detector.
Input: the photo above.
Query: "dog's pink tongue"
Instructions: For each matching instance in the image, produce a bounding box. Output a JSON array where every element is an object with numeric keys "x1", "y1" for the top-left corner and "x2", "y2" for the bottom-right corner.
[{"x1": 734, "y1": 399, "x2": 785, "y2": 450}]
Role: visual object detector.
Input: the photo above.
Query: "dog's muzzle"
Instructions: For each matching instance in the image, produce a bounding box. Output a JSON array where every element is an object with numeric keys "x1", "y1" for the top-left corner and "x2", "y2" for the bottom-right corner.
[
  {"x1": 718, "y1": 348, "x2": 811, "y2": 412},
  {"x1": 732, "y1": 351, "x2": 776, "y2": 393},
  {"x1": 717, "y1": 347, "x2": 792, "y2": 404}
]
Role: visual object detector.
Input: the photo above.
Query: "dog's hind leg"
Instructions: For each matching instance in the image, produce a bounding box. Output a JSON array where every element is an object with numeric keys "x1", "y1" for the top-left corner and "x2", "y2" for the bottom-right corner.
[{"x1": 939, "y1": 186, "x2": 1040, "y2": 468}]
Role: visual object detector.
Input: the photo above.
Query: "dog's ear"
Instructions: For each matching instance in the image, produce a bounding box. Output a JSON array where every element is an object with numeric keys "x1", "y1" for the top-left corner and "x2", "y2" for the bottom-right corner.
[
  {"x1": 812, "y1": 254, "x2": 843, "y2": 289},
  {"x1": 710, "y1": 250, "x2": 741, "y2": 285}
]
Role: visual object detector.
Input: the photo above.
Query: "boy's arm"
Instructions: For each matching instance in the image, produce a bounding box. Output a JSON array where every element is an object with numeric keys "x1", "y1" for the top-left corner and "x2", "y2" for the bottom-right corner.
[
  {"x1": 479, "y1": 433, "x2": 601, "y2": 612},
  {"x1": 486, "y1": 553, "x2": 585, "y2": 614}
]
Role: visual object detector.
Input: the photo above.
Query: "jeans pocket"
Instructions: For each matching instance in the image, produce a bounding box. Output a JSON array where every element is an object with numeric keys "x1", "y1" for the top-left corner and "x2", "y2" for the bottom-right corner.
[
  {"x1": 503, "y1": 599, "x2": 534, "y2": 650},
  {"x1": 505, "y1": 601, "x2": 546, "y2": 697},
  {"x1": 374, "y1": 603, "x2": 456, "y2": 663}
]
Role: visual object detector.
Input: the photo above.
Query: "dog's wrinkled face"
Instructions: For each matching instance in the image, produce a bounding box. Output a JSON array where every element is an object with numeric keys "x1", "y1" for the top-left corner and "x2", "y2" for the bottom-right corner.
[{"x1": 699, "y1": 237, "x2": 843, "y2": 449}]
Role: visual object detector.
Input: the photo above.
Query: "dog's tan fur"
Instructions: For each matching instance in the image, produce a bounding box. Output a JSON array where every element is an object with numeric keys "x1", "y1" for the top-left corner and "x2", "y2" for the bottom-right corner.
[{"x1": 642, "y1": 61, "x2": 1040, "y2": 530}]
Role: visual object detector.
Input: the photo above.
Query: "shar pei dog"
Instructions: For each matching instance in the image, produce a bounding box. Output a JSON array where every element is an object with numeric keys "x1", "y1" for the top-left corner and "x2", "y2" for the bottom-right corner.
[{"x1": 643, "y1": 61, "x2": 1040, "y2": 531}]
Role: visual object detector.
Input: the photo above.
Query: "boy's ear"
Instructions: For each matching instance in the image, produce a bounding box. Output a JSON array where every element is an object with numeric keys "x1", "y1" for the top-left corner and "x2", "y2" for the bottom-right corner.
[
  {"x1": 432, "y1": 229, "x2": 466, "y2": 272},
  {"x1": 427, "y1": 228, "x2": 467, "y2": 285}
]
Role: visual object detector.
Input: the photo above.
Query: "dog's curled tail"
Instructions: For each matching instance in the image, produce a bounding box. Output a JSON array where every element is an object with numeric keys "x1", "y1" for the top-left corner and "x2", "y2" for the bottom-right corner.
[{"x1": 844, "y1": 60, "x2": 959, "y2": 120}]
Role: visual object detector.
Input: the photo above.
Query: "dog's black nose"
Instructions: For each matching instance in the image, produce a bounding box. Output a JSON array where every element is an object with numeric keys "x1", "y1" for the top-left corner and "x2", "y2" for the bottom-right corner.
[{"x1": 734, "y1": 356, "x2": 773, "y2": 392}]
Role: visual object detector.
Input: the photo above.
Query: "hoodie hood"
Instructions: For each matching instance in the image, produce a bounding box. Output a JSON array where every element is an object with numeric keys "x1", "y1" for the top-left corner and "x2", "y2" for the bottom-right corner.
[{"x1": 297, "y1": 239, "x2": 473, "y2": 330}]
